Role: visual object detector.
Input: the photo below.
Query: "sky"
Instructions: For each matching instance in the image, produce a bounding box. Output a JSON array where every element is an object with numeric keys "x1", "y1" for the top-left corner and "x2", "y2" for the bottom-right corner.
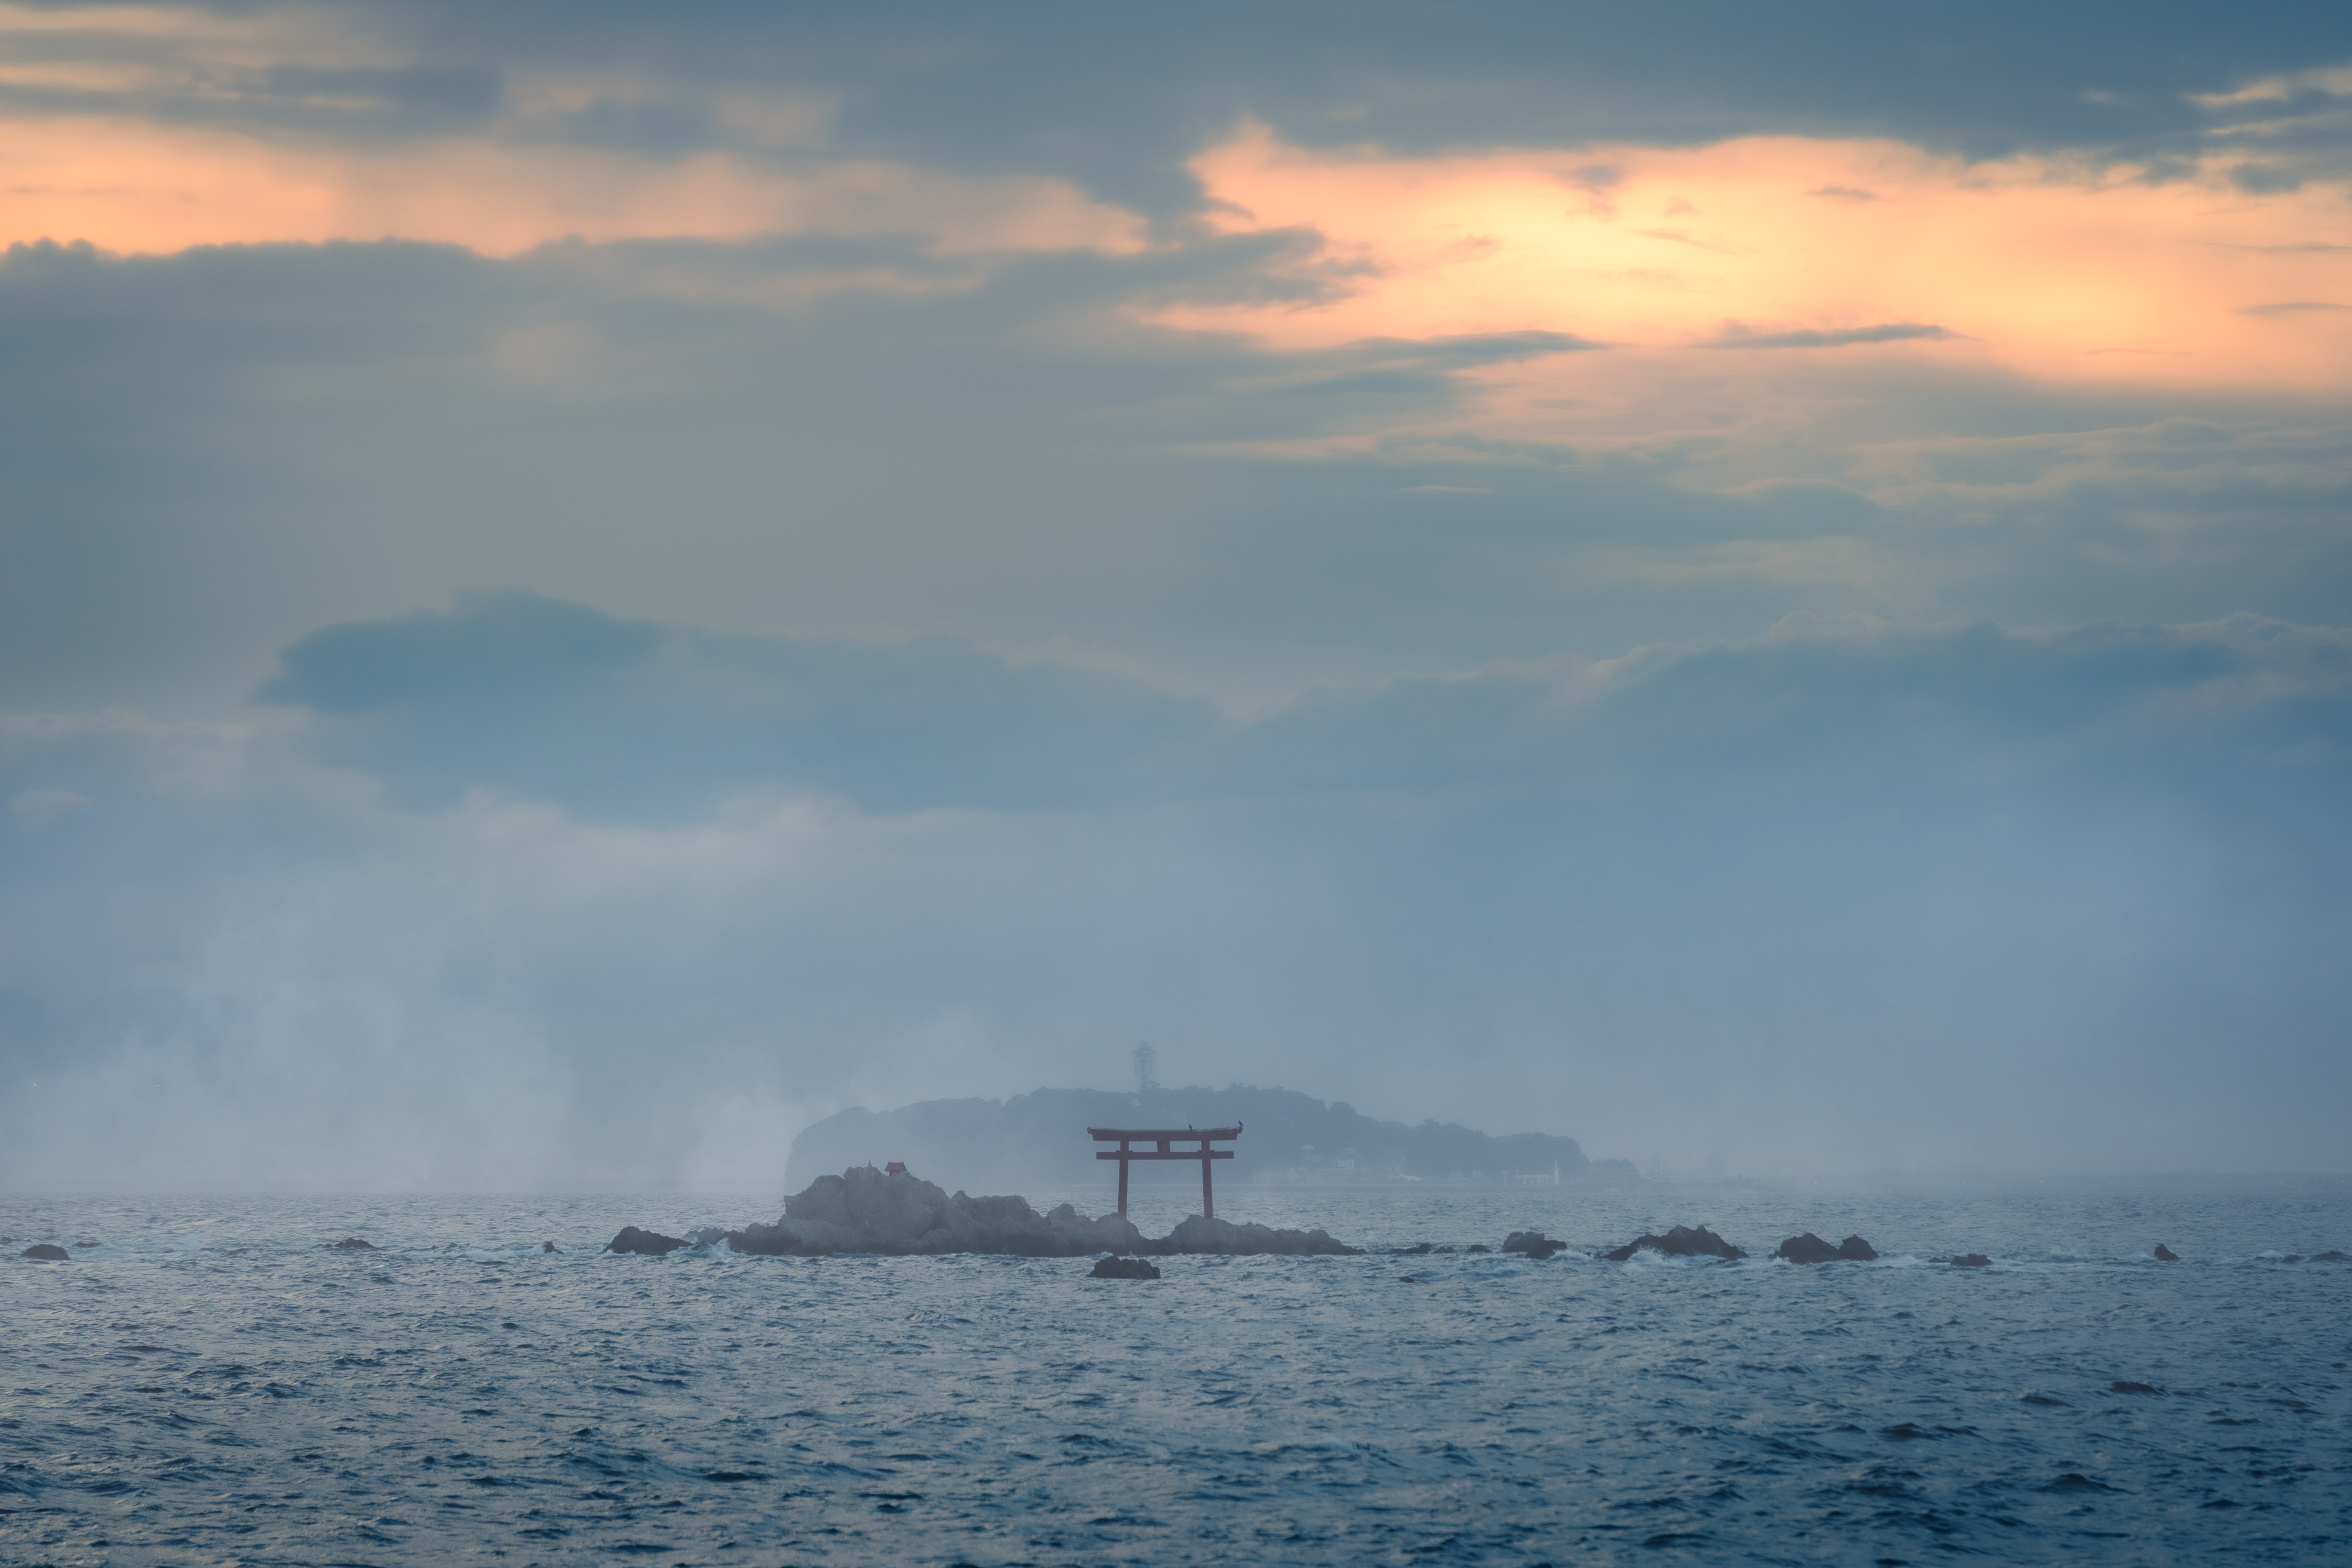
[{"x1": 1, "y1": 2, "x2": 2349, "y2": 1191}]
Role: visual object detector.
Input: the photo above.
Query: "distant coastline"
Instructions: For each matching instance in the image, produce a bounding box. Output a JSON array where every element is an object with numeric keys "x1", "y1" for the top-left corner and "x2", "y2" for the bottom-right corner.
[{"x1": 785, "y1": 1085, "x2": 1639, "y2": 1195}]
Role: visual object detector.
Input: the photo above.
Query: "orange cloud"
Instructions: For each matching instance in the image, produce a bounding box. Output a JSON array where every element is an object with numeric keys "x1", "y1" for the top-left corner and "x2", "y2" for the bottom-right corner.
[
  {"x1": 0, "y1": 114, "x2": 1145, "y2": 257},
  {"x1": 0, "y1": 4, "x2": 1140, "y2": 259},
  {"x1": 1164, "y1": 127, "x2": 2352, "y2": 394}
]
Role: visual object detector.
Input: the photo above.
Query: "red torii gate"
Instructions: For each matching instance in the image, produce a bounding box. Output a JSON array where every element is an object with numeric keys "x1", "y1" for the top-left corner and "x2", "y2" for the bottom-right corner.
[{"x1": 1088, "y1": 1125, "x2": 1241, "y2": 1219}]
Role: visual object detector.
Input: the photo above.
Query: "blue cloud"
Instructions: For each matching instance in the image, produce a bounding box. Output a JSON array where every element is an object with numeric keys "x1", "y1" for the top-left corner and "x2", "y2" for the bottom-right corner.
[
  {"x1": 256, "y1": 593, "x2": 2352, "y2": 833},
  {"x1": 1704, "y1": 323, "x2": 1955, "y2": 350},
  {"x1": 258, "y1": 591, "x2": 1224, "y2": 819}
]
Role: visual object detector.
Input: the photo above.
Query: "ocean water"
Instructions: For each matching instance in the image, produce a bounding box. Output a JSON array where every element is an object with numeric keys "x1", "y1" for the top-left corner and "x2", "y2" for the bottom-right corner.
[{"x1": 2, "y1": 1185, "x2": 2346, "y2": 1566}]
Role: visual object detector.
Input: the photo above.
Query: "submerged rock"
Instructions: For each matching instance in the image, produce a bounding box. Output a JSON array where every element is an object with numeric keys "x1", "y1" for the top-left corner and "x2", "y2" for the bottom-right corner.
[
  {"x1": 542, "y1": 1241, "x2": 557, "y2": 1253},
  {"x1": 329, "y1": 1237, "x2": 373, "y2": 1250},
  {"x1": 1775, "y1": 1233, "x2": 1878, "y2": 1264},
  {"x1": 1501, "y1": 1232, "x2": 1568, "y2": 1259},
  {"x1": 617, "y1": 1166, "x2": 1364, "y2": 1260},
  {"x1": 2154, "y1": 1244, "x2": 2180, "y2": 1262},
  {"x1": 1089, "y1": 1255, "x2": 1161, "y2": 1279},
  {"x1": 20, "y1": 1243, "x2": 68, "y2": 1261},
  {"x1": 1162, "y1": 1214, "x2": 1360, "y2": 1256},
  {"x1": 2313, "y1": 1250, "x2": 2348, "y2": 1262},
  {"x1": 1942, "y1": 1253, "x2": 1992, "y2": 1267},
  {"x1": 606, "y1": 1226, "x2": 692, "y2": 1257},
  {"x1": 1604, "y1": 1225, "x2": 1745, "y2": 1262}
]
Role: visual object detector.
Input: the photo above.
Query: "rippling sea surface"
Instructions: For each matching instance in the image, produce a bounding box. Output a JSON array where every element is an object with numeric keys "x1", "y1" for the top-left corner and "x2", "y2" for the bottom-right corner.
[{"x1": 3, "y1": 1185, "x2": 2347, "y2": 1566}]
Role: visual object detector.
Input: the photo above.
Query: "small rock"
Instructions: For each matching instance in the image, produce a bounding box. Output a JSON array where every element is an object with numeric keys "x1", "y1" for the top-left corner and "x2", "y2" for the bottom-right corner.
[
  {"x1": 542, "y1": 1241, "x2": 558, "y2": 1253},
  {"x1": 1947, "y1": 1254, "x2": 1993, "y2": 1267},
  {"x1": 330, "y1": 1237, "x2": 373, "y2": 1250},
  {"x1": 2313, "y1": 1250, "x2": 2347, "y2": 1262},
  {"x1": 606, "y1": 1226, "x2": 691, "y2": 1257},
  {"x1": 1465, "y1": 1244, "x2": 1490, "y2": 1254},
  {"x1": 20, "y1": 1243, "x2": 68, "y2": 1261},
  {"x1": 1502, "y1": 1231, "x2": 1568, "y2": 1259},
  {"x1": 2154, "y1": 1244, "x2": 2179, "y2": 1262},
  {"x1": 1604, "y1": 1225, "x2": 1744, "y2": 1262},
  {"x1": 1089, "y1": 1255, "x2": 1160, "y2": 1279}
]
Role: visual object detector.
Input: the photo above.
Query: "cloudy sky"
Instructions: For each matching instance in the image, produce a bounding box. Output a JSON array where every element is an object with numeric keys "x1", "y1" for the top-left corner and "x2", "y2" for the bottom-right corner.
[{"x1": 2, "y1": 2, "x2": 2348, "y2": 1190}]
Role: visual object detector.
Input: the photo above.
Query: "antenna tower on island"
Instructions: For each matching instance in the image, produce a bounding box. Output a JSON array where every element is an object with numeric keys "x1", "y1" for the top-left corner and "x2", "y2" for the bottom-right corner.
[{"x1": 1133, "y1": 1041, "x2": 1159, "y2": 1096}]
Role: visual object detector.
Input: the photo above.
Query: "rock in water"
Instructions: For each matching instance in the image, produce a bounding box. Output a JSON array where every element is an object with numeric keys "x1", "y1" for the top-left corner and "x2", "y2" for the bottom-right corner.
[
  {"x1": 1089, "y1": 1255, "x2": 1161, "y2": 1279},
  {"x1": 1604, "y1": 1225, "x2": 1745, "y2": 1262},
  {"x1": 1778, "y1": 1232, "x2": 1880, "y2": 1263},
  {"x1": 606, "y1": 1225, "x2": 692, "y2": 1256},
  {"x1": 1775, "y1": 1233, "x2": 1839, "y2": 1264},
  {"x1": 542, "y1": 1241, "x2": 558, "y2": 1253},
  {"x1": 1501, "y1": 1232, "x2": 1568, "y2": 1258},
  {"x1": 330, "y1": 1237, "x2": 373, "y2": 1250},
  {"x1": 616, "y1": 1165, "x2": 1360, "y2": 1259},
  {"x1": 1162, "y1": 1214, "x2": 1361, "y2": 1255},
  {"x1": 2154, "y1": 1244, "x2": 2180, "y2": 1262},
  {"x1": 20, "y1": 1243, "x2": 68, "y2": 1261},
  {"x1": 2313, "y1": 1250, "x2": 2347, "y2": 1262},
  {"x1": 1947, "y1": 1253, "x2": 1992, "y2": 1267},
  {"x1": 718, "y1": 1166, "x2": 1152, "y2": 1257}
]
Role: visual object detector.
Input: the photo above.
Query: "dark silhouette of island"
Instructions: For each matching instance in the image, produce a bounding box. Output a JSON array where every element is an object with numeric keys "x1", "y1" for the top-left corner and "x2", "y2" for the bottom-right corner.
[{"x1": 786, "y1": 1085, "x2": 1635, "y2": 1194}]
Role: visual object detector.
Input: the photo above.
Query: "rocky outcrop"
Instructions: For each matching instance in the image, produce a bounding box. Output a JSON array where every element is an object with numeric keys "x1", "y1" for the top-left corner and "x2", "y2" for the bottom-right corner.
[
  {"x1": 1941, "y1": 1253, "x2": 1992, "y2": 1267},
  {"x1": 613, "y1": 1166, "x2": 1362, "y2": 1260},
  {"x1": 329, "y1": 1237, "x2": 373, "y2": 1250},
  {"x1": 1502, "y1": 1231, "x2": 1568, "y2": 1259},
  {"x1": 1775, "y1": 1232, "x2": 1877, "y2": 1264},
  {"x1": 19, "y1": 1243, "x2": 68, "y2": 1261},
  {"x1": 716, "y1": 1167, "x2": 1149, "y2": 1256},
  {"x1": 1090, "y1": 1256, "x2": 1161, "y2": 1279},
  {"x1": 1158, "y1": 1214, "x2": 1360, "y2": 1255},
  {"x1": 1603, "y1": 1224, "x2": 1744, "y2": 1262},
  {"x1": 607, "y1": 1225, "x2": 692, "y2": 1256},
  {"x1": 2154, "y1": 1244, "x2": 2180, "y2": 1262}
]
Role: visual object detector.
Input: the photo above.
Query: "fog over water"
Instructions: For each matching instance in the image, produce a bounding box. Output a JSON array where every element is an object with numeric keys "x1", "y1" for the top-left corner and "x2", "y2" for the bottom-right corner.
[{"x1": 2, "y1": 4, "x2": 2351, "y2": 1194}]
